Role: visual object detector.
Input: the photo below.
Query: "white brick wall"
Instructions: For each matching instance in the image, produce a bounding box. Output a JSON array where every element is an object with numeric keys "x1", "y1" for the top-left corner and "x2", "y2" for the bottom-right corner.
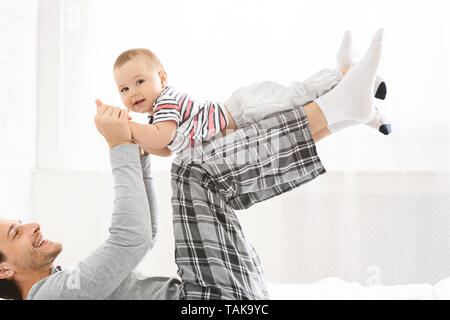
[{"x1": 0, "y1": 0, "x2": 38, "y2": 221}]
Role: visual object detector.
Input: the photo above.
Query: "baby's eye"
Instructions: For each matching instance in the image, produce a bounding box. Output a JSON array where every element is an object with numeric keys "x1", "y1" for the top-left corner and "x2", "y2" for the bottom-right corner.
[
  {"x1": 136, "y1": 79, "x2": 145, "y2": 86},
  {"x1": 121, "y1": 87, "x2": 129, "y2": 94},
  {"x1": 13, "y1": 231, "x2": 19, "y2": 239}
]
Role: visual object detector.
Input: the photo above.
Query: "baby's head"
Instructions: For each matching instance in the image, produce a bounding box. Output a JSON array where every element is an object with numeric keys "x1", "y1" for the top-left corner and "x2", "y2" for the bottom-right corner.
[{"x1": 113, "y1": 48, "x2": 167, "y2": 114}]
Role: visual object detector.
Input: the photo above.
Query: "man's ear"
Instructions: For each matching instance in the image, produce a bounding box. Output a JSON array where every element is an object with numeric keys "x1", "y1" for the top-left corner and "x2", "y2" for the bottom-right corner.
[
  {"x1": 0, "y1": 262, "x2": 14, "y2": 280},
  {"x1": 159, "y1": 70, "x2": 168, "y2": 87}
]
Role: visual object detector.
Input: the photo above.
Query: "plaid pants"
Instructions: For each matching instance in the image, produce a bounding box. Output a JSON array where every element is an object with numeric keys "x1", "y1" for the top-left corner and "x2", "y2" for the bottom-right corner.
[{"x1": 171, "y1": 106, "x2": 326, "y2": 300}]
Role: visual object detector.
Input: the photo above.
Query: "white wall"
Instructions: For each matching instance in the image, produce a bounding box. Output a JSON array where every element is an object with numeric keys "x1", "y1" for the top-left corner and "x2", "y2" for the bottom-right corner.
[
  {"x1": 33, "y1": 0, "x2": 450, "y2": 173},
  {"x1": 0, "y1": 0, "x2": 38, "y2": 222}
]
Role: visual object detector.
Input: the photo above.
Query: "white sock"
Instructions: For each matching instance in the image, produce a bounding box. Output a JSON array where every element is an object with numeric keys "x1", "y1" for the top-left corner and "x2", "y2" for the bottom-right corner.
[
  {"x1": 337, "y1": 30, "x2": 387, "y2": 100},
  {"x1": 337, "y1": 30, "x2": 356, "y2": 68},
  {"x1": 328, "y1": 107, "x2": 392, "y2": 135},
  {"x1": 316, "y1": 29, "x2": 384, "y2": 126},
  {"x1": 332, "y1": 30, "x2": 391, "y2": 134}
]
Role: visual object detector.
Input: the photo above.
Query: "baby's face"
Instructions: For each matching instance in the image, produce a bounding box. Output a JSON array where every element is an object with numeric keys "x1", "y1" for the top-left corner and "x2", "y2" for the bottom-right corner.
[{"x1": 114, "y1": 57, "x2": 166, "y2": 114}]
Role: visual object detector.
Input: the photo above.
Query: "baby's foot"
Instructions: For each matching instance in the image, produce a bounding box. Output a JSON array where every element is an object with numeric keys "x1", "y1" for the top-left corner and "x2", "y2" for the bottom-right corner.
[
  {"x1": 338, "y1": 30, "x2": 387, "y2": 100},
  {"x1": 337, "y1": 30, "x2": 356, "y2": 69},
  {"x1": 333, "y1": 30, "x2": 390, "y2": 134},
  {"x1": 368, "y1": 107, "x2": 391, "y2": 135},
  {"x1": 328, "y1": 107, "x2": 392, "y2": 135},
  {"x1": 316, "y1": 29, "x2": 384, "y2": 125}
]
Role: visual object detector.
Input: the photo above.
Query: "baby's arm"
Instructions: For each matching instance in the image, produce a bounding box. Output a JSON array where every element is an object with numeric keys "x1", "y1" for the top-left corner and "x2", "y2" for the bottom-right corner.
[
  {"x1": 128, "y1": 120, "x2": 177, "y2": 150},
  {"x1": 140, "y1": 146, "x2": 173, "y2": 158}
]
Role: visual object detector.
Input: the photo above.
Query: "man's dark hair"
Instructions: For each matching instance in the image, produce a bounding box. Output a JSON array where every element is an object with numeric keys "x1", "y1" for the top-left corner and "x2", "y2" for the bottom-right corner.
[{"x1": 0, "y1": 250, "x2": 22, "y2": 300}]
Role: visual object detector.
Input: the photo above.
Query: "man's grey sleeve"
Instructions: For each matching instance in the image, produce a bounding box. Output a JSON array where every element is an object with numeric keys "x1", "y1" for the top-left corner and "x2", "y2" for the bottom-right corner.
[
  {"x1": 140, "y1": 155, "x2": 159, "y2": 243},
  {"x1": 44, "y1": 144, "x2": 153, "y2": 299},
  {"x1": 71, "y1": 144, "x2": 153, "y2": 298}
]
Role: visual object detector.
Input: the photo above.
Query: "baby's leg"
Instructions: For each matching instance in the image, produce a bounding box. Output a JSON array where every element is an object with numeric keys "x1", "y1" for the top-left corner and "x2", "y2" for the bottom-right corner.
[
  {"x1": 332, "y1": 30, "x2": 391, "y2": 136},
  {"x1": 312, "y1": 123, "x2": 331, "y2": 143},
  {"x1": 225, "y1": 69, "x2": 344, "y2": 129},
  {"x1": 338, "y1": 30, "x2": 387, "y2": 101},
  {"x1": 292, "y1": 68, "x2": 385, "y2": 106},
  {"x1": 302, "y1": 31, "x2": 390, "y2": 139},
  {"x1": 225, "y1": 31, "x2": 387, "y2": 134},
  {"x1": 315, "y1": 29, "x2": 384, "y2": 126},
  {"x1": 288, "y1": 68, "x2": 345, "y2": 107},
  {"x1": 317, "y1": 107, "x2": 392, "y2": 141},
  {"x1": 235, "y1": 64, "x2": 383, "y2": 132}
]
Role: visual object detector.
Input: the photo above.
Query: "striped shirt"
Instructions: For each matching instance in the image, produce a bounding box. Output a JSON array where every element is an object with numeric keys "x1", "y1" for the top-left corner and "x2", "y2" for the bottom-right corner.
[{"x1": 150, "y1": 86, "x2": 229, "y2": 152}]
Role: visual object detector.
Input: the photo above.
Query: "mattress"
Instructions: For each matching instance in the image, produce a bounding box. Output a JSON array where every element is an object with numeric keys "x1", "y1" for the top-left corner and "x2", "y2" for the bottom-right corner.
[{"x1": 267, "y1": 277, "x2": 450, "y2": 300}]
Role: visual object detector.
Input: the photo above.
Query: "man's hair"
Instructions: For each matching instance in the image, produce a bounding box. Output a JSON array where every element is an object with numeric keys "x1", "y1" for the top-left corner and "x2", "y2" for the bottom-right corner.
[
  {"x1": 113, "y1": 48, "x2": 164, "y2": 71},
  {"x1": 0, "y1": 250, "x2": 22, "y2": 300}
]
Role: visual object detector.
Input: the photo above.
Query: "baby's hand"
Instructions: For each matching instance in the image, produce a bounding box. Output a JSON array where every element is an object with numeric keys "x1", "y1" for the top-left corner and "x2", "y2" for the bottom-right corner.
[
  {"x1": 95, "y1": 99, "x2": 132, "y2": 120},
  {"x1": 139, "y1": 146, "x2": 149, "y2": 157}
]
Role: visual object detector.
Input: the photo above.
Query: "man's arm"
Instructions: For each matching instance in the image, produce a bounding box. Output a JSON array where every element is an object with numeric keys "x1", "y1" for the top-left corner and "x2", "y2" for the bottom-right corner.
[
  {"x1": 72, "y1": 104, "x2": 153, "y2": 299},
  {"x1": 129, "y1": 121, "x2": 177, "y2": 150},
  {"x1": 28, "y1": 104, "x2": 158, "y2": 300},
  {"x1": 45, "y1": 103, "x2": 153, "y2": 300},
  {"x1": 140, "y1": 155, "x2": 159, "y2": 242},
  {"x1": 71, "y1": 144, "x2": 153, "y2": 298},
  {"x1": 68, "y1": 104, "x2": 154, "y2": 299},
  {"x1": 36, "y1": 145, "x2": 154, "y2": 300}
]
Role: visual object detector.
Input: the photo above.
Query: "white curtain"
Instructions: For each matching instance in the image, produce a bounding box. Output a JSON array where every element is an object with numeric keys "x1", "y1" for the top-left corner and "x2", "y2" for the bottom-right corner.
[{"x1": 0, "y1": 0, "x2": 38, "y2": 222}]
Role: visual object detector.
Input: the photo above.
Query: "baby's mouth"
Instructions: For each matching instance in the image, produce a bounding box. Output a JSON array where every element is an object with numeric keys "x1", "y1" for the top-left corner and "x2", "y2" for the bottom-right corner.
[{"x1": 134, "y1": 99, "x2": 146, "y2": 106}]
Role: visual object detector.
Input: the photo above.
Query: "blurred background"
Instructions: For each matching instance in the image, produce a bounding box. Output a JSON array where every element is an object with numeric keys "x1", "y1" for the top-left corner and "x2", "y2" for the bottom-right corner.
[{"x1": 1, "y1": 0, "x2": 450, "y2": 286}]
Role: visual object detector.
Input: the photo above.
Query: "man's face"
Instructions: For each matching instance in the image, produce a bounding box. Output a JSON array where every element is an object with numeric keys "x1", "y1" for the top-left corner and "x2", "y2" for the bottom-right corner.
[
  {"x1": 0, "y1": 219, "x2": 62, "y2": 275},
  {"x1": 114, "y1": 56, "x2": 166, "y2": 114}
]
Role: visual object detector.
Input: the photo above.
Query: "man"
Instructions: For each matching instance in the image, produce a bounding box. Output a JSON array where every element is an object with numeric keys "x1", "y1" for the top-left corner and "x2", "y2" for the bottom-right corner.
[
  {"x1": 0, "y1": 28, "x2": 387, "y2": 299},
  {"x1": 0, "y1": 97, "x2": 330, "y2": 299},
  {"x1": 0, "y1": 104, "x2": 180, "y2": 299}
]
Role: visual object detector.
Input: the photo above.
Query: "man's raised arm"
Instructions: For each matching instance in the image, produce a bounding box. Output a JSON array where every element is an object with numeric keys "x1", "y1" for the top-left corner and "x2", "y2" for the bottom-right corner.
[{"x1": 30, "y1": 102, "x2": 154, "y2": 299}]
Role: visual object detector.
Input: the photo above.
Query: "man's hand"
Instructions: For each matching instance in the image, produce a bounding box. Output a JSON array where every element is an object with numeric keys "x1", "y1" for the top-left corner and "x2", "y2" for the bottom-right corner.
[{"x1": 94, "y1": 99, "x2": 133, "y2": 149}]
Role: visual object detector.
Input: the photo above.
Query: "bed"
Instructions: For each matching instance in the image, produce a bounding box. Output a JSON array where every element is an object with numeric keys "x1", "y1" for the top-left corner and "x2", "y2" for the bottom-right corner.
[{"x1": 267, "y1": 277, "x2": 450, "y2": 300}]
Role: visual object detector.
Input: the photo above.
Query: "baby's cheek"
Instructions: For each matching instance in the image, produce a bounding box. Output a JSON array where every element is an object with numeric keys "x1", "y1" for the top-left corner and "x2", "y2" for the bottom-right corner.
[{"x1": 121, "y1": 97, "x2": 132, "y2": 109}]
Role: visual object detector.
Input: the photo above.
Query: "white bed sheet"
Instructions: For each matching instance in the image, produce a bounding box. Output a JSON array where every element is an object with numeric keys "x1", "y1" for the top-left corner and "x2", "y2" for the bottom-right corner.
[{"x1": 267, "y1": 277, "x2": 450, "y2": 300}]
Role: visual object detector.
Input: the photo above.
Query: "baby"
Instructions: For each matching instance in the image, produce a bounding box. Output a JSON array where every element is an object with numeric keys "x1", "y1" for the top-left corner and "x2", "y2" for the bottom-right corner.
[{"x1": 97, "y1": 29, "x2": 389, "y2": 157}]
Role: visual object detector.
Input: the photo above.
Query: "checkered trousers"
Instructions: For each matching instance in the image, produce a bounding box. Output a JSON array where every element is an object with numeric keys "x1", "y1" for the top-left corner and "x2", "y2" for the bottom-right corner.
[{"x1": 170, "y1": 106, "x2": 326, "y2": 300}]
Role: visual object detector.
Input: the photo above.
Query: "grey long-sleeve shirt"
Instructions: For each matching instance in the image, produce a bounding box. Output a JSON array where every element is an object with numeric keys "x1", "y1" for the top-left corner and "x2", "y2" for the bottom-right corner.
[{"x1": 27, "y1": 144, "x2": 181, "y2": 299}]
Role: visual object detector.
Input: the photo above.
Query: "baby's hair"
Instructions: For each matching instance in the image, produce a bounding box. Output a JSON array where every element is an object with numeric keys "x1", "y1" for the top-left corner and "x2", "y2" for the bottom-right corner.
[{"x1": 114, "y1": 48, "x2": 164, "y2": 71}]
